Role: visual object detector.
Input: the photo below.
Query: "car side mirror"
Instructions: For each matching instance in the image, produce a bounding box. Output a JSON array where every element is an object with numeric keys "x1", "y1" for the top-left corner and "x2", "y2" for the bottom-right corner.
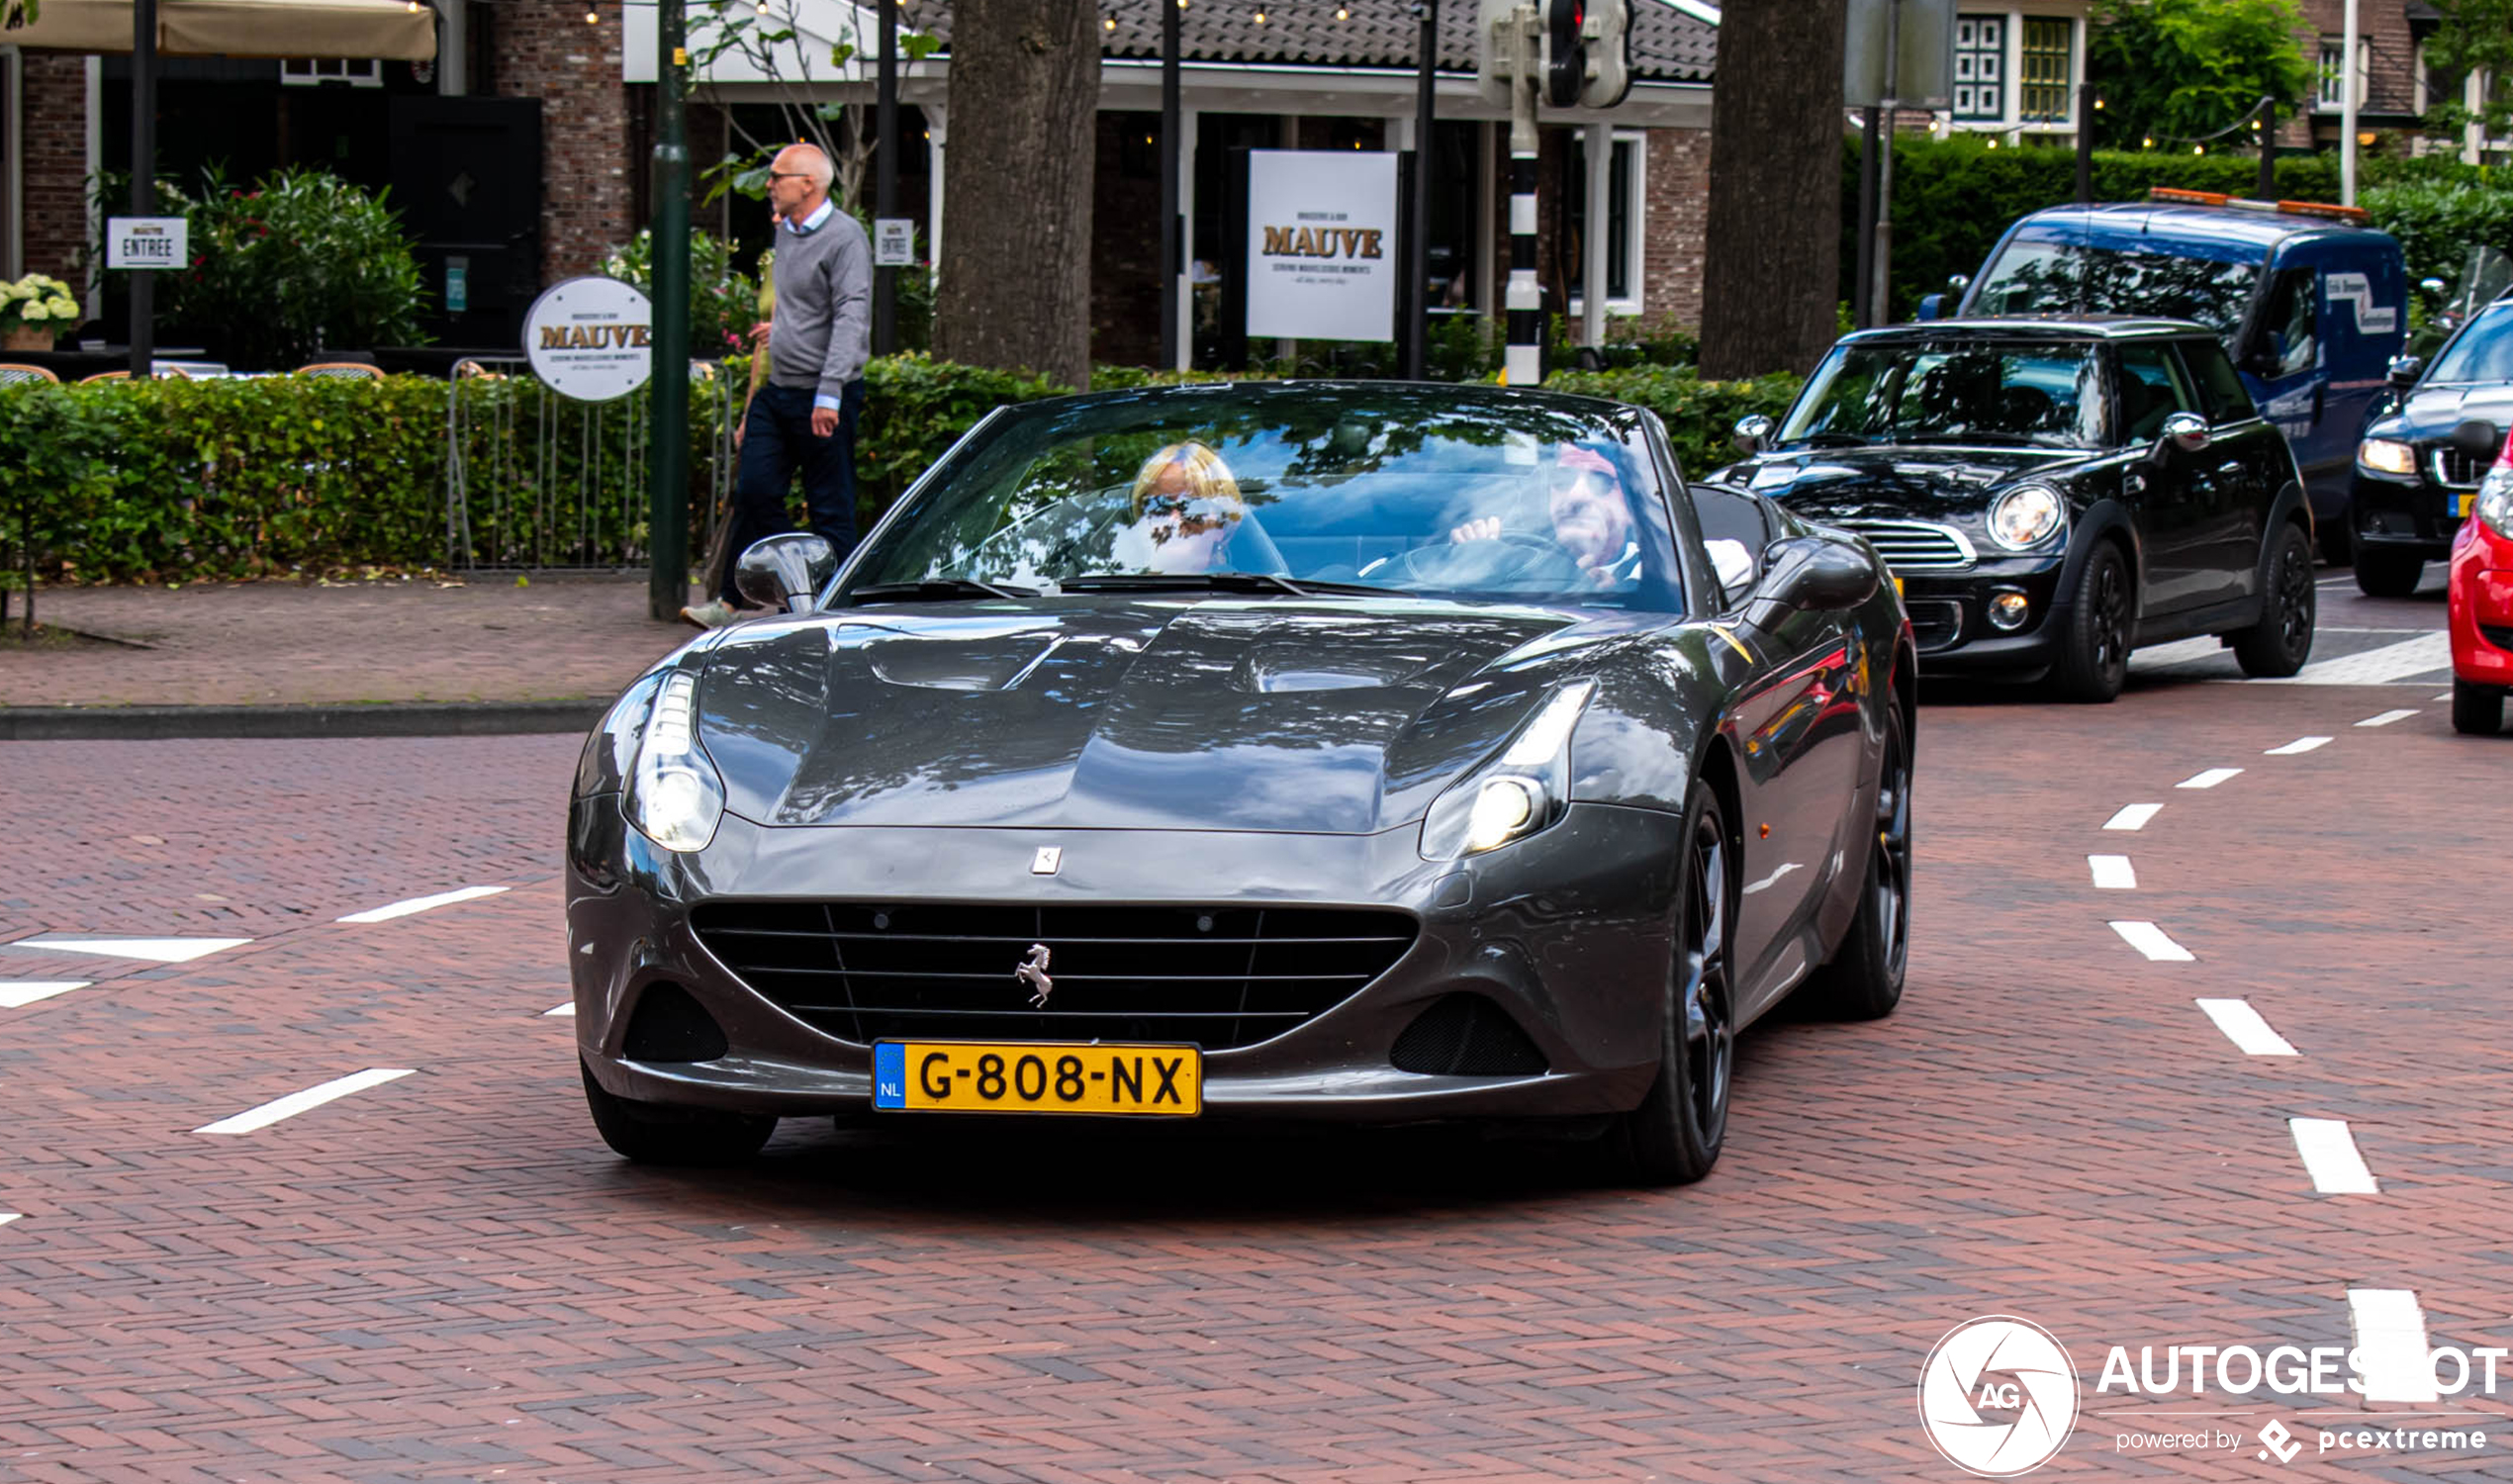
[
  {"x1": 2386, "y1": 354, "x2": 2423, "y2": 389},
  {"x1": 2449, "y1": 417, "x2": 2503, "y2": 459},
  {"x1": 1753, "y1": 535, "x2": 1879, "y2": 615},
  {"x1": 1731, "y1": 414, "x2": 1775, "y2": 455},
  {"x1": 2155, "y1": 411, "x2": 2210, "y2": 458},
  {"x1": 735, "y1": 531, "x2": 838, "y2": 613},
  {"x1": 2419, "y1": 277, "x2": 2447, "y2": 297}
]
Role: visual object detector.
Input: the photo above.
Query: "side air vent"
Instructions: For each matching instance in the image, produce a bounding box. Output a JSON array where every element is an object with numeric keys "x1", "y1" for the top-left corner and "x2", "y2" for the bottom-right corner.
[
  {"x1": 1390, "y1": 994, "x2": 1549, "y2": 1076},
  {"x1": 622, "y1": 981, "x2": 729, "y2": 1062}
]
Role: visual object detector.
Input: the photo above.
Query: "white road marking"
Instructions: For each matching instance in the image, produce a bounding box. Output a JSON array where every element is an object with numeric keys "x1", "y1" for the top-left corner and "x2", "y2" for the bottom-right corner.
[
  {"x1": 2195, "y1": 999, "x2": 2298, "y2": 1057},
  {"x1": 2264, "y1": 736, "x2": 2332, "y2": 755},
  {"x1": 2435, "y1": 693, "x2": 2455, "y2": 702},
  {"x1": 2290, "y1": 1118, "x2": 2379, "y2": 1194},
  {"x1": 0, "y1": 1213, "x2": 19, "y2": 1228},
  {"x1": 2088, "y1": 855, "x2": 2137, "y2": 889},
  {"x1": 195, "y1": 1068, "x2": 416, "y2": 1135},
  {"x1": 2348, "y1": 1290, "x2": 2440, "y2": 1404},
  {"x1": 337, "y1": 885, "x2": 509, "y2": 924},
  {"x1": 0, "y1": 981, "x2": 92, "y2": 1009},
  {"x1": 2178, "y1": 768, "x2": 2243, "y2": 789},
  {"x1": 2356, "y1": 708, "x2": 2419, "y2": 728},
  {"x1": 2111, "y1": 921, "x2": 2195, "y2": 962},
  {"x1": 2104, "y1": 803, "x2": 2164, "y2": 831},
  {"x1": 2285, "y1": 634, "x2": 2452, "y2": 686},
  {"x1": 2, "y1": 936, "x2": 250, "y2": 964},
  {"x1": 543, "y1": 1002, "x2": 576, "y2": 1017}
]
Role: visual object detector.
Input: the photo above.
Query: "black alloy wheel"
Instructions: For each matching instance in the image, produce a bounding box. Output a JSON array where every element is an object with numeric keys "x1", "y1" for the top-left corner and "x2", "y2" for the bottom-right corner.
[
  {"x1": 2353, "y1": 547, "x2": 2427, "y2": 599},
  {"x1": 1805, "y1": 697, "x2": 1910, "y2": 1020},
  {"x1": 1620, "y1": 782, "x2": 1735, "y2": 1186},
  {"x1": 581, "y1": 1060, "x2": 778, "y2": 1165},
  {"x1": 2054, "y1": 543, "x2": 2132, "y2": 702},
  {"x1": 2452, "y1": 679, "x2": 2505, "y2": 736},
  {"x1": 2233, "y1": 524, "x2": 2317, "y2": 678}
]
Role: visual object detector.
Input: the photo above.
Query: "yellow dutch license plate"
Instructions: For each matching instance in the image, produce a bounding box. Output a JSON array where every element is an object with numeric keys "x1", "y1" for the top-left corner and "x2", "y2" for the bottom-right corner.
[
  {"x1": 873, "y1": 1041, "x2": 1201, "y2": 1115},
  {"x1": 1893, "y1": 575, "x2": 1906, "y2": 598},
  {"x1": 2457, "y1": 493, "x2": 2477, "y2": 519}
]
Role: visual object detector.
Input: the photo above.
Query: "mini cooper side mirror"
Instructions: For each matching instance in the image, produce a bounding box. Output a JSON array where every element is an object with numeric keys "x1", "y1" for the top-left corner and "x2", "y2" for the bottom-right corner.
[
  {"x1": 1731, "y1": 415, "x2": 1775, "y2": 455},
  {"x1": 2157, "y1": 411, "x2": 2210, "y2": 457},
  {"x1": 1754, "y1": 535, "x2": 1878, "y2": 616},
  {"x1": 735, "y1": 532, "x2": 839, "y2": 613},
  {"x1": 2449, "y1": 417, "x2": 2503, "y2": 459},
  {"x1": 2386, "y1": 354, "x2": 2423, "y2": 389}
]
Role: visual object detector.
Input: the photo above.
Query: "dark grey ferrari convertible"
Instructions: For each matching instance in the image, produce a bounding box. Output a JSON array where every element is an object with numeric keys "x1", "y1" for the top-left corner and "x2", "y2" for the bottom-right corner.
[{"x1": 567, "y1": 382, "x2": 1915, "y2": 1184}]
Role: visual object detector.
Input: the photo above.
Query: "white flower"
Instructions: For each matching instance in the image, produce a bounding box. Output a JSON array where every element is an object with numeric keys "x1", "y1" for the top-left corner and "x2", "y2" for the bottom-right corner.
[
  {"x1": 46, "y1": 297, "x2": 79, "y2": 320},
  {"x1": 19, "y1": 302, "x2": 47, "y2": 321}
]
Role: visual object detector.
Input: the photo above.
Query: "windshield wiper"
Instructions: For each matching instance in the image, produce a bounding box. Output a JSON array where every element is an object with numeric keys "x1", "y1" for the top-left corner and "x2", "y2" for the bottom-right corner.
[
  {"x1": 1894, "y1": 431, "x2": 2038, "y2": 446},
  {"x1": 1064, "y1": 571, "x2": 1317, "y2": 597},
  {"x1": 1786, "y1": 432, "x2": 1871, "y2": 447},
  {"x1": 842, "y1": 578, "x2": 1043, "y2": 604}
]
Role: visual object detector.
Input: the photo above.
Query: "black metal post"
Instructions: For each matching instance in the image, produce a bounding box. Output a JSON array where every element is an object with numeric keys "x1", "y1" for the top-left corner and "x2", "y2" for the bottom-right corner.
[
  {"x1": 2256, "y1": 100, "x2": 2278, "y2": 201},
  {"x1": 129, "y1": 0, "x2": 156, "y2": 379},
  {"x1": 2074, "y1": 79, "x2": 2094, "y2": 204},
  {"x1": 1159, "y1": 0, "x2": 1180, "y2": 371},
  {"x1": 1404, "y1": 0, "x2": 1436, "y2": 379},
  {"x1": 648, "y1": 0, "x2": 693, "y2": 620},
  {"x1": 873, "y1": 0, "x2": 897, "y2": 354},
  {"x1": 1853, "y1": 106, "x2": 1879, "y2": 327}
]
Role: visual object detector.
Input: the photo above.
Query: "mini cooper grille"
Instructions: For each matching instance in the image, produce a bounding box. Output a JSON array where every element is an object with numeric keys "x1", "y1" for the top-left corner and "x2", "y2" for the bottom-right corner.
[
  {"x1": 2434, "y1": 447, "x2": 2490, "y2": 490},
  {"x1": 1904, "y1": 599, "x2": 1964, "y2": 652},
  {"x1": 1827, "y1": 517, "x2": 1977, "y2": 573},
  {"x1": 690, "y1": 902, "x2": 1418, "y2": 1050}
]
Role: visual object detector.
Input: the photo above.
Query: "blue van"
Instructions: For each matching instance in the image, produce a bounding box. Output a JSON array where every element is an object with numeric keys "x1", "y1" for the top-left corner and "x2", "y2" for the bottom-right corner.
[{"x1": 1930, "y1": 193, "x2": 2407, "y2": 558}]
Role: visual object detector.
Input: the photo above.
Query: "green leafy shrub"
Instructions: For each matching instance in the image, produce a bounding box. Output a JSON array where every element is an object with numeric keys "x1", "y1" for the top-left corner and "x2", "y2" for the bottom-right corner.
[
  {"x1": 602, "y1": 229, "x2": 765, "y2": 360},
  {"x1": 1541, "y1": 364, "x2": 1805, "y2": 477},
  {"x1": 2360, "y1": 176, "x2": 2513, "y2": 292},
  {"x1": 158, "y1": 166, "x2": 430, "y2": 370}
]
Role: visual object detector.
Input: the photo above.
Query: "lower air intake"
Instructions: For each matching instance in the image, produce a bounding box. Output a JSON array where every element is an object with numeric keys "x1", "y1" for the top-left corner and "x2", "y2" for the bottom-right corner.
[{"x1": 1390, "y1": 994, "x2": 1548, "y2": 1076}]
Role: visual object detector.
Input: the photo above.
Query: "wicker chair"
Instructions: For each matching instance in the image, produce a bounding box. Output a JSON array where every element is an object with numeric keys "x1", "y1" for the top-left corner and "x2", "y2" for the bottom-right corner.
[
  {"x1": 0, "y1": 363, "x2": 59, "y2": 386},
  {"x1": 294, "y1": 361, "x2": 385, "y2": 380},
  {"x1": 451, "y1": 358, "x2": 507, "y2": 381},
  {"x1": 78, "y1": 367, "x2": 190, "y2": 384}
]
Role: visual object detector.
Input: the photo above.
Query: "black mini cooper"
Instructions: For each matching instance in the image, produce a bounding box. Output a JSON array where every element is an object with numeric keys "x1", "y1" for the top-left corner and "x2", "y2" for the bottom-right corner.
[
  {"x1": 1709, "y1": 318, "x2": 2316, "y2": 700},
  {"x1": 2348, "y1": 289, "x2": 2512, "y2": 597}
]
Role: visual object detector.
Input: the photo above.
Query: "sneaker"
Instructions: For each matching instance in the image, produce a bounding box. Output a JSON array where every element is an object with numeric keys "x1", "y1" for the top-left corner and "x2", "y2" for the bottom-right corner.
[{"x1": 679, "y1": 599, "x2": 749, "y2": 629}]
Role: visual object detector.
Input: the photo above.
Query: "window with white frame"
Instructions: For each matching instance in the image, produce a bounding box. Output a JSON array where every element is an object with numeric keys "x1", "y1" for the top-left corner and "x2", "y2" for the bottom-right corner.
[
  {"x1": 1953, "y1": 15, "x2": 2005, "y2": 122},
  {"x1": 1566, "y1": 132, "x2": 1645, "y2": 315},
  {"x1": 280, "y1": 57, "x2": 384, "y2": 87},
  {"x1": 2316, "y1": 39, "x2": 2368, "y2": 110},
  {"x1": 2018, "y1": 16, "x2": 2073, "y2": 122}
]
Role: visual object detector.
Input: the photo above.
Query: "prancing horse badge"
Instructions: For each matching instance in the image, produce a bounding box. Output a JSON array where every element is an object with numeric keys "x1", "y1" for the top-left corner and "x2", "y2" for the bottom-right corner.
[
  {"x1": 1015, "y1": 944, "x2": 1054, "y2": 1007},
  {"x1": 1031, "y1": 846, "x2": 1063, "y2": 875}
]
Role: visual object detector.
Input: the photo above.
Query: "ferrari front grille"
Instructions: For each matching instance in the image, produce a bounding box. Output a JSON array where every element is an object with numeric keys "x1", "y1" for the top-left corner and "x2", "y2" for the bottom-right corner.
[
  {"x1": 1827, "y1": 517, "x2": 1978, "y2": 573},
  {"x1": 690, "y1": 901, "x2": 1418, "y2": 1051}
]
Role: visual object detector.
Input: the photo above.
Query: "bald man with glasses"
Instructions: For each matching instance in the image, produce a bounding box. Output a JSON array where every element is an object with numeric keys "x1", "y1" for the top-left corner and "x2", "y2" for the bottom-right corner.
[{"x1": 684, "y1": 142, "x2": 873, "y2": 627}]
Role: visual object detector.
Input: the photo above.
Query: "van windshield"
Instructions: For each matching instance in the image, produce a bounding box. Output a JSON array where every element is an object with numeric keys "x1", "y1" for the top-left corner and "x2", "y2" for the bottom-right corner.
[{"x1": 1972, "y1": 239, "x2": 2260, "y2": 332}]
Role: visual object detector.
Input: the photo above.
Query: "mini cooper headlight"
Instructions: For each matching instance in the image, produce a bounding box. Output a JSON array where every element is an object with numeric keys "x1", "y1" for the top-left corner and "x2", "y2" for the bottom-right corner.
[
  {"x1": 2357, "y1": 437, "x2": 2418, "y2": 477},
  {"x1": 625, "y1": 671, "x2": 725, "y2": 853},
  {"x1": 1987, "y1": 485, "x2": 2065, "y2": 550},
  {"x1": 2478, "y1": 467, "x2": 2513, "y2": 541},
  {"x1": 1420, "y1": 681, "x2": 1595, "y2": 861}
]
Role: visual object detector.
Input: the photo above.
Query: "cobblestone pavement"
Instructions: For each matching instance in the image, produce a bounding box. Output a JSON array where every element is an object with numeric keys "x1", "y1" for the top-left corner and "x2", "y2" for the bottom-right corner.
[{"x1": 1, "y1": 675, "x2": 2507, "y2": 1481}]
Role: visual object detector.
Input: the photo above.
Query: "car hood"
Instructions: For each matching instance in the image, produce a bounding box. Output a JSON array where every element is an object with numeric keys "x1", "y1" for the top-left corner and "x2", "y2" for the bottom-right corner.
[
  {"x1": 695, "y1": 599, "x2": 1638, "y2": 833},
  {"x1": 2373, "y1": 383, "x2": 2513, "y2": 443},
  {"x1": 1720, "y1": 444, "x2": 2089, "y2": 521}
]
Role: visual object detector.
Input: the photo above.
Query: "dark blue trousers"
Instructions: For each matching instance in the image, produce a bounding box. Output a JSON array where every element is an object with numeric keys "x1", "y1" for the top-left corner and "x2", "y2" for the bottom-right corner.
[{"x1": 720, "y1": 379, "x2": 862, "y2": 604}]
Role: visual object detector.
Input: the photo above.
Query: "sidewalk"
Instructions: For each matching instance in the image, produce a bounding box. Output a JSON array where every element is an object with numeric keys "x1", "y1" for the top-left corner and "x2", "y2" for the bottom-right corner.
[{"x1": 0, "y1": 575, "x2": 700, "y2": 738}]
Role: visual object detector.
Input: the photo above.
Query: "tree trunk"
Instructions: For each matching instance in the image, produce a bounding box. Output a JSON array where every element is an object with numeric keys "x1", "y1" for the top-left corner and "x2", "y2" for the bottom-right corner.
[
  {"x1": 1697, "y1": 0, "x2": 1847, "y2": 380},
  {"x1": 932, "y1": 0, "x2": 1099, "y2": 389}
]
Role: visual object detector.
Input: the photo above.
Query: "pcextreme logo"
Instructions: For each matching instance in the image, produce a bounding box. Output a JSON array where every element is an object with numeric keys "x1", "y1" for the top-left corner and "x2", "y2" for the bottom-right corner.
[{"x1": 1917, "y1": 1317, "x2": 2083, "y2": 1477}]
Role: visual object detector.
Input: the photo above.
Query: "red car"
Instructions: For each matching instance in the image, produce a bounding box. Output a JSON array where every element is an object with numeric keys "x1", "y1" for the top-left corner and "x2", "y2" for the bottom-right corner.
[{"x1": 2450, "y1": 426, "x2": 2513, "y2": 734}]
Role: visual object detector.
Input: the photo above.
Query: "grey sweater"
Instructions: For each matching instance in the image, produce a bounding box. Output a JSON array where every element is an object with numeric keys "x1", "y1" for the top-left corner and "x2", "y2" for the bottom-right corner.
[{"x1": 768, "y1": 205, "x2": 872, "y2": 399}]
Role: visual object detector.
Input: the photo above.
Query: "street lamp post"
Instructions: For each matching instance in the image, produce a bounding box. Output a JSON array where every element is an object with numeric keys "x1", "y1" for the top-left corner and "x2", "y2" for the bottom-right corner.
[
  {"x1": 648, "y1": 0, "x2": 693, "y2": 621},
  {"x1": 129, "y1": 0, "x2": 157, "y2": 380}
]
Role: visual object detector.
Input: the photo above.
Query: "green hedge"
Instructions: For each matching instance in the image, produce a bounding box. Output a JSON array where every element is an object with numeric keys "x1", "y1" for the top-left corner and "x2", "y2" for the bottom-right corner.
[{"x1": 3, "y1": 356, "x2": 1804, "y2": 585}]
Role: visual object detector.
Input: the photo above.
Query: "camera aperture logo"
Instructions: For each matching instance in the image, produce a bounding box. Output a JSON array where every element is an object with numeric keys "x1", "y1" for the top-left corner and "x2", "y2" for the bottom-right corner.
[{"x1": 1919, "y1": 1317, "x2": 2083, "y2": 1476}]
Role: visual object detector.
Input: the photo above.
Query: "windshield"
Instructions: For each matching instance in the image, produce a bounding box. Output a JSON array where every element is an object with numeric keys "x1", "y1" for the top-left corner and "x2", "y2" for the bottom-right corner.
[
  {"x1": 1780, "y1": 341, "x2": 2105, "y2": 447},
  {"x1": 841, "y1": 385, "x2": 1686, "y2": 612},
  {"x1": 1972, "y1": 237, "x2": 2260, "y2": 332},
  {"x1": 2428, "y1": 303, "x2": 2513, "y2": 384}
]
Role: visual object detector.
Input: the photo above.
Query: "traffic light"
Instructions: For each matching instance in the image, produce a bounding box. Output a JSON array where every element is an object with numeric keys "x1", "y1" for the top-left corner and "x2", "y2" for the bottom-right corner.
[
  {"x1": 1542, "y1": 0, "x2": 1585, "y2": 108},
  {"x1": 1582, "y1": 0, "x2": 1631, "y2": 109}
]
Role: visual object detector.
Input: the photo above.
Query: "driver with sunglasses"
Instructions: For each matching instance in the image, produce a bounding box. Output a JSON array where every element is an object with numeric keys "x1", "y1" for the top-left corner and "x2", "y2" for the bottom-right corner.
[
  {"x1": 1448, "y1": 443, "x2": 1641, "y2": 587},
  {"x1": 1120, "y1": 441, "x2": 1249, "y2": 574}
]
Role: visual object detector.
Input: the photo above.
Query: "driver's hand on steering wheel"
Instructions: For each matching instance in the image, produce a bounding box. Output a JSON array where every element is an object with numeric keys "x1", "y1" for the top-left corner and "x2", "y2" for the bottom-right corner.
[{"x1": 1448, "y1": 515, "x2": 1504, "y2": 544}]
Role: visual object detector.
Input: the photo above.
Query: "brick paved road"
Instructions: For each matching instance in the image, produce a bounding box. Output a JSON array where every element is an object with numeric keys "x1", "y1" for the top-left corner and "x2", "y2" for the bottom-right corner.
[{"x1": 1, "y1": 671, "x2": 2508, "y2": 1481}]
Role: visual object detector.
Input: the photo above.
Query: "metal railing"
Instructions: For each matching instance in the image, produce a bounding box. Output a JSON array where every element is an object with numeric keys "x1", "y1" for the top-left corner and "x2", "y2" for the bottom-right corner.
[{"x1": 442, "y1": 357, "x2": 737, "y2": 571}]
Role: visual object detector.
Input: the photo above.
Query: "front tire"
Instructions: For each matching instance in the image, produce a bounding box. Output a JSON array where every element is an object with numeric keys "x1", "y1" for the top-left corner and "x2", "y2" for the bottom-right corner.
[
  {"x1": 1803, "y1": 697, "x2": 1910, "y2": 1020},
  {"x1": 1618, "y1": 782, "x2": 1736, "y2": 1186},
  {"x1": 581, "y1": 1060, "x2": 777, "y2": 1165},
  {"x1": 2453, "y1": 679, "x2": 2505, "y2": 736},
  {"x1": 2232, "y1": 523, "x2": 2316, "y2": 678},
  {"x1": 2353, "y1": 547, "x2": 2426, "y2": 598},
  {"x1": 2053, "y1": 543, "x2": 2132, "y2": 702}
]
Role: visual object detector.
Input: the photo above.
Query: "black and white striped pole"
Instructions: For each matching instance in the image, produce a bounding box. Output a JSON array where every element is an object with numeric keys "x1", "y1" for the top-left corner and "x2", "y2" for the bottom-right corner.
[{"x1": 1492, "y1": 0, "x2": 1543, "y2": 386}]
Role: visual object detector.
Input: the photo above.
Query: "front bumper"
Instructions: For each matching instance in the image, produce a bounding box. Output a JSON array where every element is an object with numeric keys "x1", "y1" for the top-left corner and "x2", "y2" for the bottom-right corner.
[
  {"x1": 1894, "y1": 554, "x2": 2070, "y2": 674},
  {"x1": 2352, "y1": 467, "x2": 2470, "y2": 559},
  {"x1": 566, "y1": 799, "x2": 1687, "y2": 1124},
  {"x1": 2449, "y1": 521, "x2": 2513, "y2": 687}
]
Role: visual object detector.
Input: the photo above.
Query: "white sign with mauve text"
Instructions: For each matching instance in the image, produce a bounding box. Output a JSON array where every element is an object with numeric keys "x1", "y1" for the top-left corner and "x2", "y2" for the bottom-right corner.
[{"x1": 1244, "y1": 150, "x2": 1398, "y2": 343}]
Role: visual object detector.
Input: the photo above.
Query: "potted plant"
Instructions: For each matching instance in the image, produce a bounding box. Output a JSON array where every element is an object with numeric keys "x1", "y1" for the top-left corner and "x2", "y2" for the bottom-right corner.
[{"x1": 1, "y1": 274, "x2": 81, "y2": 352}]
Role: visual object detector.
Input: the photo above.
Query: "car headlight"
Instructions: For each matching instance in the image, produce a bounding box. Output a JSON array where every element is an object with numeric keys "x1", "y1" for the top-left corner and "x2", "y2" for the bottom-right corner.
[
  {"x1": 2357, "y1": 437, "x2": 2418, "y2": 477},
  {"x1": 625, "y1": 671, "x2": 725, "y2": 853},
  {"x1": 2478, "y1": 467, "x2": 2513, "y2": 541},
  {"x1": 1987, "y1": 485, "x2": 2065, "y2": 550},
  {"x1": 1420, "y1": 681, "x2": 1595, "y2": 861}
]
